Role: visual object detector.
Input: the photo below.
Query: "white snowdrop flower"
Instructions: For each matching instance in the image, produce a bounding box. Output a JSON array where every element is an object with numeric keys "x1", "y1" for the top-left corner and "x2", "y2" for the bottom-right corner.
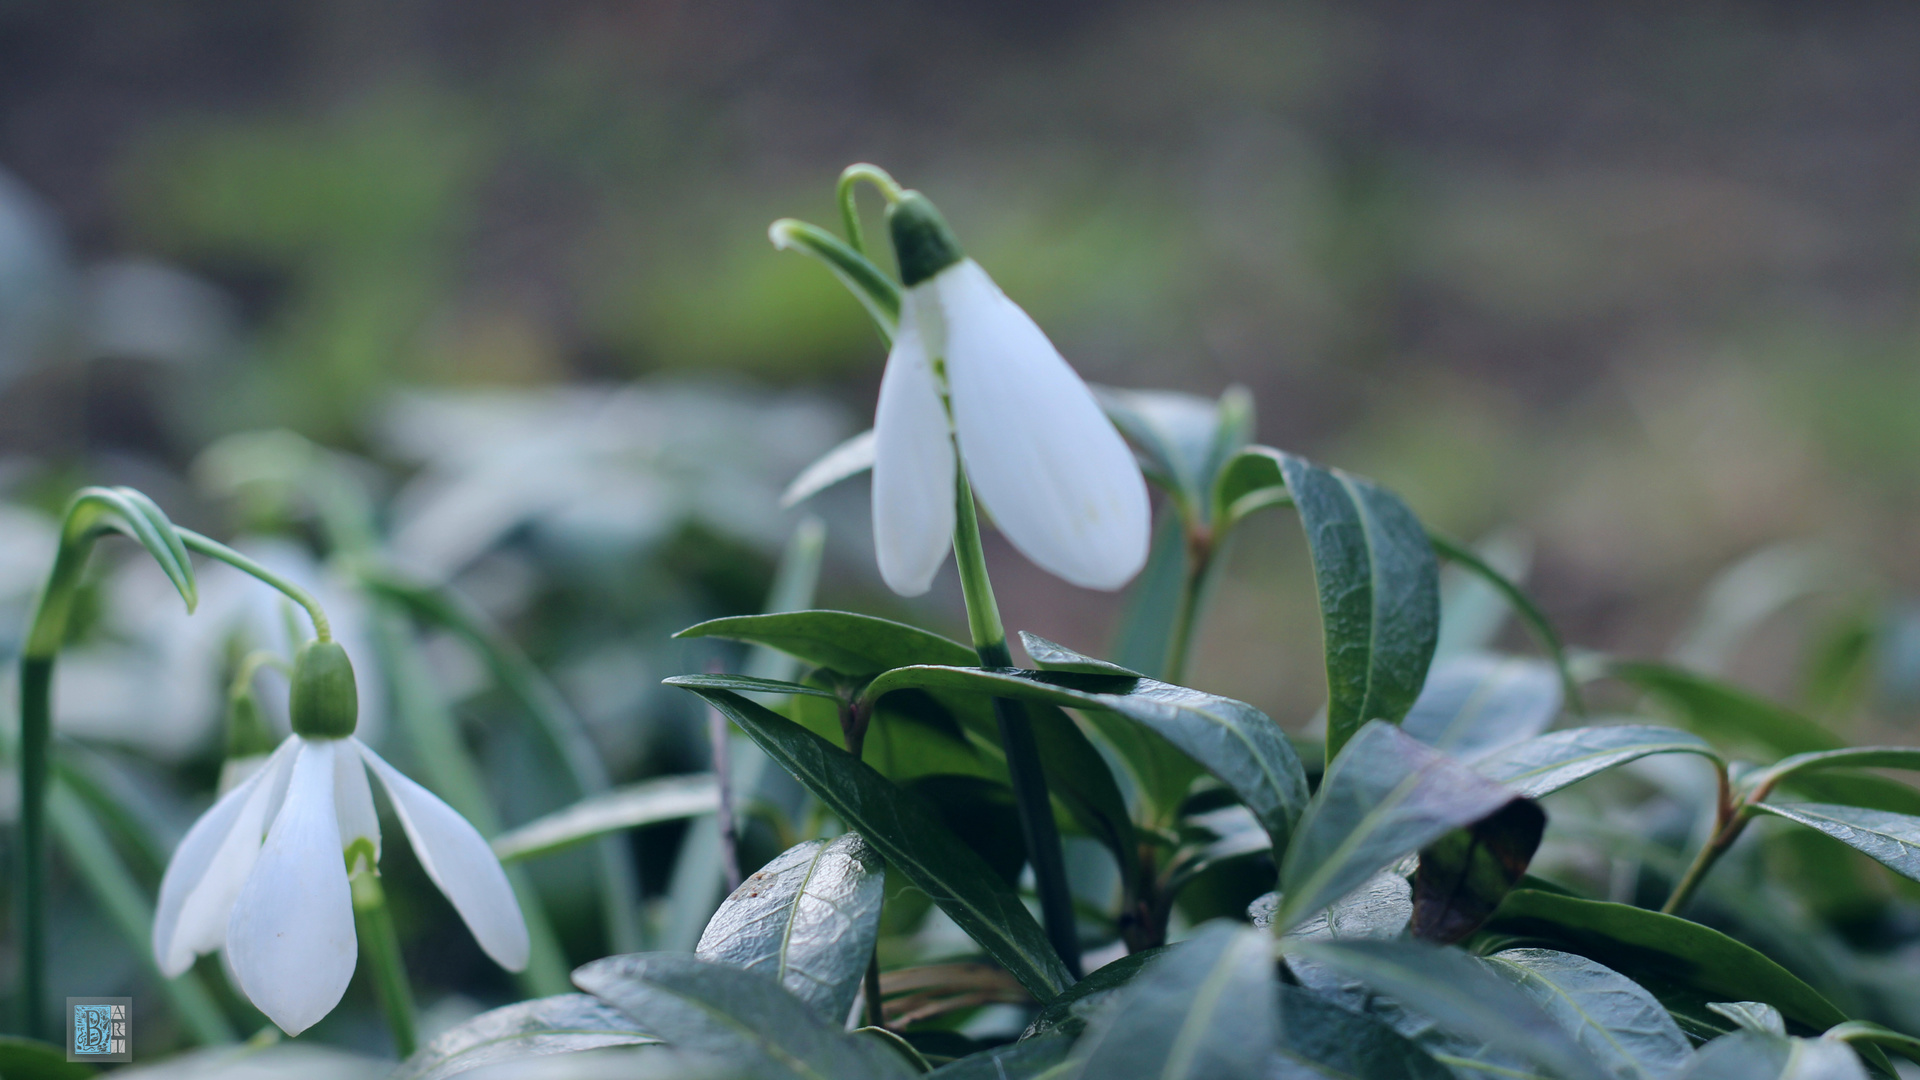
[
  {"x1": 871, "y1": 191, "x2": 1150, "y2": 596},
  {"x1": 151, "y1": 640, "x2": 527, "y2": 1036}
]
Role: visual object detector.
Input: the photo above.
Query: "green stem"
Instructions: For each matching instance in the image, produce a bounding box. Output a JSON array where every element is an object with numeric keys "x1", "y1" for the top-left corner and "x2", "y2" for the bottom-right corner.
[
  {"x1": 178, "y1": 529, "x2": 331, "y2": 641},
  {"x1": 1161, "y1": 528, "x2": 1219, "y2": 686},
  {"x1": 351, "y1": 872, "x2": 419, "y2": 1059},
  {"x1": 1660, "y1": 761, "x2": 1742, "y2": 915},
  {"x1": 952, "y1": 476, "x2": 1081, "y2": 978},
  {"x1": 836, "y1": 163, "x2": 905, "y2": 256},
  {"x1": 1426, "y1": 531, "x2": 1587, "y2": 716}
]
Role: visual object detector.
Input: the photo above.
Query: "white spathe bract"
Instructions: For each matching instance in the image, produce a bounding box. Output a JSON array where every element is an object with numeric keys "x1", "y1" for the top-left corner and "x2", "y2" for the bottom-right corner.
[
  {"x1": 871, "y1": 258, "x2": 1149, "y2": 595},
  {"x1": 154, "y1": 734, "x2": 528, "y2": 1036}
]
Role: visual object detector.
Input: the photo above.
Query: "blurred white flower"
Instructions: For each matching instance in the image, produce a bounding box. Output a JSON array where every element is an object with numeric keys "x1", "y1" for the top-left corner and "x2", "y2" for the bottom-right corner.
[
  {"x1": 873, "y1": 205, "x2": 1149, "y2": 596},
  {"x1": 153, "y1": 734, "x2": 527, "y2": 1035}
]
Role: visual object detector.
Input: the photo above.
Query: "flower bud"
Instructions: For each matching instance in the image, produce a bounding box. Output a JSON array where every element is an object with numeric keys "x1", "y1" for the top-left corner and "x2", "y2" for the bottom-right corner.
[
  {"x1": 225, "y1": 686, "x2": 277, "y2": 759},
  {"x1": 289, "y1": 639, "x2": 357, "y2": 739},
  {"x1": 887, "y1": 191, "x2": 964, "y2": 287}
]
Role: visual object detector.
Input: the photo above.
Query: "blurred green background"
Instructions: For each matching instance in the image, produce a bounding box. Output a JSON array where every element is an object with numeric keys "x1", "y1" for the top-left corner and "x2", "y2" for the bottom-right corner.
[{"x1": 5, "y1": 0, "x2": 1920, "y2": 1061}]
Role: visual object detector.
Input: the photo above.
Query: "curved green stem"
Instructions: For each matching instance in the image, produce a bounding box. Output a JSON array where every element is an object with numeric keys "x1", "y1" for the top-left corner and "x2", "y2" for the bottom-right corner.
[
  {"x1": 1162, "y1": 528, "x2": 1225, "y2": 686},
  {"x1": 178, "y1": 529, "x2": 331, "y2": 642},
  {"x1": 836, "y1": 163, "x2": 905, "y2": 256},
  {"x1": 1661, "y1": 759, "x2": 1742, "y2": 915},
  {"x1": 351, "y1": 871, "x2": 418, "y2": 1058},
  {"x1": 1427, "y1": 531, "x2": 1587, "y2": 716},
  {"x1": 952, "y1": 475, "x2": 1081, "y2": 978}
]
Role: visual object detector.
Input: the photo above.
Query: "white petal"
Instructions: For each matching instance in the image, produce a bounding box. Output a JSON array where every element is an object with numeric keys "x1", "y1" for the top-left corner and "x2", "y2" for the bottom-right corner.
[
  {"x1": 153, "y1": 736, "x2": 299, "y2": 976},
  {"x1": 935, "y1": 259, "x2": 1150, "y2": 590},
  {"x1": 358, "y1": 741, "x2": 529, "y2": 971},
  {"x1": 870, "y1": 299, "x2": 957, "y2": 596},
  {"x1": 335, "y1": 749, "x2": 381, "y2": 873},
  {"x1": 228, "y1": 738, "x2": 357, "y2": 1036}
]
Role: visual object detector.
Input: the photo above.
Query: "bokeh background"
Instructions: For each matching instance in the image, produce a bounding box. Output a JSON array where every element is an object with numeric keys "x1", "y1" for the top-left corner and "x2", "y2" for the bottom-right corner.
[{"x1": 6, "y1": 0, "x2": 1920, "y2": 1058}]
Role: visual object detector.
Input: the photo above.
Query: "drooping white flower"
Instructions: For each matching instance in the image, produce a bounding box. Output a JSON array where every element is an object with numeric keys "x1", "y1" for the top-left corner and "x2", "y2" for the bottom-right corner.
[
  {"x1": 872, "y1": 193, "x2": 1150, "y2": 596},
  {"x1": 152, "y1": 641, "x2": 527, "y2": 1036}
]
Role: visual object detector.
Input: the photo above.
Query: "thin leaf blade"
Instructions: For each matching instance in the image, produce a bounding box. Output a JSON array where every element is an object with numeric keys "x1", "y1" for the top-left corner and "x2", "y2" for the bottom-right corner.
[
  {"x1": 1485, "y1": 948, "x2": 1692, "y2": 1080},
  {"x1": 492, "y1": 775, "x2": 719, "y2": 862},
  {"x1": 1472, "y1": 725, "x2": 1721, "y2": 800}
]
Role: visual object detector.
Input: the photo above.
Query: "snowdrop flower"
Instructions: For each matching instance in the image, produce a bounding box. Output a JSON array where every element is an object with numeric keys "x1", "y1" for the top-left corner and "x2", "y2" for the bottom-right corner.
[
  {"x1": 152, "y1": 639, "x2": 527, "y2": 1036},
  {"x1": 871, "y1": 192, "x2": 1150, "y2": 596}
]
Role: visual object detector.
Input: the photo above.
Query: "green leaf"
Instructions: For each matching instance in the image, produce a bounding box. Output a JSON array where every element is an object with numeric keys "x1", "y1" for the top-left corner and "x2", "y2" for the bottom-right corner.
[
  {"x1": 678, "y1": 610, "x2": 976, "y2": 676},
  {"x1": 492, "y1": 774, "x2": 719, "y2": 862},
  {"x1": 1021, "y1": 633, "x2": 1145, "y2": 677},
  {"x1": 1482, "y1": 890, "x2": 1854, "y2": 1038},
  {"x1": 1033, "y1": 627, "x2": 1202, "y2": 823},
  {"x1": 1823, "y1": 1021, "x2": 1920, "y2": 1068},
  {"x1": 391, "y1": 994, "x2": 659, "y2": 1080},
  {"x1": 1279, "y1": 938, "x2": 1611, "y2": 1080},
  {"x1": 574, "y1": 953, "x2": 913, "y2": 1080},
  {"x1": 1681, "y1": 1030, "x2": 1868, "y2": 1080},
  {"x1": 1484, "y1": 948, "x2": 1692, "y2": 1080},
  {"x1": 0, "y1": 1036, "x2": 97, "y2": 1079},
  {"x1": 668, "y1": 685, "x2": 1074, "y2": 999},
  {"x1": 860, "y1": 662, "x2": 1305, "y2": 858},
  {"x1": 1023, "y1": 947, "x2": 1172, "y2": 1039},
  {"x1": 1435, "y1": 533, "x2": 1533, "y2": 660},
  {"x1": 858, "y1": 1026, "x2": 934, "y2": 1073},
  {"x1": 1710, "y1": 1002, "x2": 1787, "y2": 1035},
  {"x1": 1098, "y1": 385, "x2": 1253, "y2": 524},
  {"x1": 782, "y1": 429, "x2": 879, "y2": 508},
  {"x1": 1212, "y1": 445, "x2": 1289, "y2": 527},
  {"x1": 1745, "y1": 748, "x2": 1920, "y2": 797},
  {"x1": 1427, "y1": 531, "x2": 1586, "y2": 717},
  {"x1": 642, "y1": 672, "x2": 841, "y2": 701},
  {"x1": 1068, "y1": 923, "x2": 1277, "y2": 1080},
  {"x1": 1412, "y1": 798, "x2": 1545, "y2": 945},
  {"x1": 1273, "y1": 982, "x2": 1453, "y2": 1080},
  {"x1": 1109, "y1": 510, "x2": 1192, "y2": 681},
  {"x1": 1278, "y1": 453, "x2": 1440, "y2": 759},
  {"x1": 928, "y1": 1038, "x2": 1072, "y2": 1078},
  {"x1": 1610, "y1": 661, "x2": 1843, "y2": 757},
  {"x1": 1401, "y1": 655, "x2": 1562, "y2": 760},
  {"x1": 1750, "y1": 803, "x2": 1920, "y2": 883},
  {"x1": 769, "y1": 218, "x2": 901, "y2": 339},
  {"x1": 1472, "y1": 725, "x2": 1721, "y2": 800},
  {"x1": 1276, "y1": 721, "x2": 1516, "y2": 931},
  {"x1": 696, "y1": 833, "x2": 886, "y2": 1026}
]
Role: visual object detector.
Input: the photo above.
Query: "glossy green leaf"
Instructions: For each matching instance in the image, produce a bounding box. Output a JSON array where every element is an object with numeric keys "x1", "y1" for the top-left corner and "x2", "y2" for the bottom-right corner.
[
  {"x1": 1276, "y1": 721, "x2": 1516, "y2": 931},
  {"x1": 1412, "y1": 798, "x2": 1545, "y2": 945},
  {"x1": 1109, "y1": 510, "x2": 1193, "y2": 681},
  {"x1": 1611, "y1": 661, "x2": 1842, "y2": 757},
  {"x1": 1031, "y1": 629, "x2": 1202, "y2": 822},
  {"x1": 1427, "y1": 531, "x2": 1586, "y2": 716},
  {"x1": 860, "y1": 662, "x2": 1305, "y2": 857},
  {"x1": 1021, "y1": 633, "x2": 1144, "y2": 677},
  {"x1": 493, "y1": 774, "x2": 720, "y2": 862},
  {"x1": 391, "y1": 994, "x2": 658, "y2": 1080},
  {"x1": 928, "y1": 1037, "x2": 1072, "y2": 1078},
  {"x1": 1485, "y1": 948, "x2": 1692, "y2": 1080},
  {"x1": 1473, "y1": 725, "x2": 1721, "y2": 800},
  {"x1": 660, "y1": 672, "x2": 842, "y2": 700},
  {"x1": 1680, "y1": 1030, "x2": 1868, "y2": 1080},
  {"x1": 1822, "y1": 1021, "x2": 1920, "y2": 1068},
  {"x1": 1098, "y1": 385, "x2": 1253, "y2": 523},
  {"x1": 1280, "y1": 938, "x2": 1611, "y2": 1080},
  {"x1": 1068, "y1": 923, "x2": 1277, "y2": 1080},
  {"x1": 1273, "y1": 981, "x2": 1453, "y2": 1080},
  {"x1": 1710, "y1": 1002, "x2": 1787, "y2": 1035},
  {"x1": 1751, "y1": 803, "x2": 1920, "y2": 883},
  {"x1": 1213, "y1": 445, "x2": 1289, "y2": 526},
  {"x1": 1482, "y1": 890, "x2": 1853, "y2": 1038},
  {"x1": 782, "y1": 429, "x2": 879, "y2": 508},
  {"x1": 1746, "y1": 748, "x2": 1920, "y2": 797},
  {"x1": 1279, "y1": 453, "x2": 1440, "y2": 759},
  {"x1": 678, "y1": 610, "x2": 975, "y2": 677},
  {"x1": 1401, "y1": 654, "x2": 1562, "y2": 760},
  {"x1": 696, "y1": 833, "x2": 886, "y2": 1025},
  {"x1": 1435, "y1": 533, "x2": 1533, "y2": 660},
  {"x1": 667, "y1": 685, "x2": 1073, "y2": 999},
  {"x1": 1024, "y1": 946, "x2": 1172, "y2": 1039},
  {"x1": 575, "y1": 953, "x2": 913, "y2": 1080}
]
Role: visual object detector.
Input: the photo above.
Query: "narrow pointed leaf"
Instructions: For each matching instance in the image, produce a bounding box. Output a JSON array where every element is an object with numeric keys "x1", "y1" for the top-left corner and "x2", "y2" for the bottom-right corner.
[
  {"x1": 1069, "y1": 923, "x2": 1276, "y2": 1080},
  {"x1": 1473, "y1": 725, "x2": 1721, "y2": 800},
  {"x1": 1109, "y1": 510, "x2": 1192, "y2": 681},
  {"x1": 575, "y1": 954, "x2": 912, "y2": 1080},
  {"x1": 1483, "y1": 891, "x2": 1854, "y2": 1038},
  {"x1": 1823, "y1": 1022, "x2": 1920, "y2": 1069},
  {"x1": 1213, "y1": 445, "x2": 1290, "y2": 526},
  {"x1": 1746, "y1": 748, "x2": 1920, "y2": 797},
  {"x1": 1750, "y1": 803, "x2": 1920, "y2": 882},
  {"x1": 1029, "y1": 635, "x2": 1203, "y2": 823},
  {"x1": 1023, "y1": 947, "x2": 1171, "y2": 1039},
  {"x1": 1412, "y1": 798, "x2": 1545, "y2": 945},
  {"x1": 1273, "y1": 982, "x2": 1453, "y2": 1080},
  {"x1": 782, "y1": 429, "x2": 879, "y2": 508},
  {"x1": 493, "y1": 775, "x2": 720, "y2": 862},
  {"x1": 1401, "y1": 655, "x2": 1561, "y2": 760},
  {"x1": 392, "y1": 994, "x2": 658, "y2": 1080},
  {"x1": 1485, "y1": 948, "x2": 1692, "y2": 1080},
  {"x1": 1276, "y1": 721, "x2": 1516, "y2": 931},
  {"x1": 1611, "y1": 661, "x2": 1842, "y2": 757},
  {"x1": 1709, "y1": 1002, "x2": 1787, "y2": 1035},
  {"x1": 1280, "y1": 938, "x2": 1611, "y2": 1080},
  {"x1": 678, "y1": 610, "x2": 975, "y2": 676},
  {"x1": 1279, "y1": 453, "x2": 1440, "y2": 759},
  {"x1": 860, "y1": 662, "x2": 1305, "y2": 857},
  {"x1": 668, "y1": 685, "x2": 1073, "y2": 999},
  {"x1": 697, "y1": 833, "x2": 886, "y2": 1025},
  {"x1": 630, "y1": 672, "x2": 839, "y2": 701}
]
